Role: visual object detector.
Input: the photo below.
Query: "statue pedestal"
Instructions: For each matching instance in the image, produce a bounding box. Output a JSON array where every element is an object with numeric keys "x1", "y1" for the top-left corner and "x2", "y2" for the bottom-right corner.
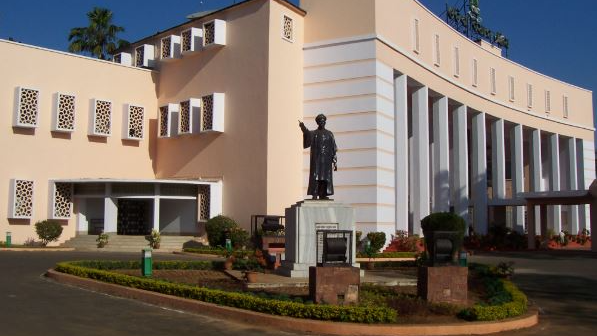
[{"x1": 279, "y1": 200, "x2": 357, "y2": 278}]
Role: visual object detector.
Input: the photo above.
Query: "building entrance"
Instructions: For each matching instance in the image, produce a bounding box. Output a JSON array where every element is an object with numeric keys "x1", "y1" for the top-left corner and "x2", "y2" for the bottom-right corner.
[{"x1": 117, "y1": 199, "x2": 153, "y2": 235}]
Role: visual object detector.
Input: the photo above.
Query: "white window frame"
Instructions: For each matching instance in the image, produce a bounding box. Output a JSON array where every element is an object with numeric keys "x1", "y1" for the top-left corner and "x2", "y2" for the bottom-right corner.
[
  {"x1": 433, "y1": 34, "x2": 441, "y2": 66},
  {"x1": 563, "y1": 96, "x2": 569, "y2": 118},
  {"x1": 413, "y1": 18, "x2": 420, "y2": 53},
  {"x1": 8, "y1": 179, "x2": 35, "y2": 219},
  {"x1": 526, "y1": 83, "x2": 533, "y2": 108},
  {"x1": 52, "y1": 92, "x2": 76, "y2": 133},
  {"x1": 124, "y1": 104, "x2": 145, "y2": 140},
  {"x1": 508, "y1": 76, "x2": 515, "y2": 102},
  {"x1": 490, "y1": 67, "x2": 497, "y2": 95},
  {"x1": 453, "y1": 46, "x2": 460, "y2": 77},
  {"x1": 472, "y1": 59, "x2": 478, "y2": 87},
  {"x1": 14, "y1": 86, "x2": 40, "y2": 128},
  {"x1": 281, "y1": 14, "x2": 294, "y2": 43},
  {"x1": 545, "y1": 90, "x2": 551, "y2": 113},
  {"x1": 89, "y1": 99, "x2": 112, "y2": 137}
]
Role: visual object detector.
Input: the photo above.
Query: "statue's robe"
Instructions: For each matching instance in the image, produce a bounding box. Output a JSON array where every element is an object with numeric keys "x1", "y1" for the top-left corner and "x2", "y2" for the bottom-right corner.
[{"x1": 302, "y1": 127, "x2": 337, "y2": 196}]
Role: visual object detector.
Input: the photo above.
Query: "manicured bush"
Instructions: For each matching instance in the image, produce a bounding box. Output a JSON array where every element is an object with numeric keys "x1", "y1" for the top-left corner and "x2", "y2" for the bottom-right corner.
[
  {"x1": 205, "y1": 215, "x2": 248, "y2": 248},
  {"x1": 35, "y1": 220, "x2": 63, "y2": 246},
  {"x1": 366, "y1": 232, "x2": 386, "y2": 254},
  {"x1": 356, "y1": 251, "x2": 417, "y2": 258},
  {"x1": 183, "y1": 247, "x2": 253, "y2": 258},
  {"x1": 420, "y1": 212, "x2": 466, "y2": 253},
  {"x1": 54, "y1": 261, "x2": 397, "y2": 323}
]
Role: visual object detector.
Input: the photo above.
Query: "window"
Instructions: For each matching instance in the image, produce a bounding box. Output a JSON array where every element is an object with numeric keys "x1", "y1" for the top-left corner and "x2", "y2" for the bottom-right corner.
[
  {"x1": 9, "y1": 179, "x2": 34, "y2": 219},
  {"x1": 14, "y1": 87, "x2": 39, "y2": 128},
  {"x1": 490, "y1": 68, "x2": 496, "y2": 94},
  {"x1": 433, "y1": 34, "x2": 441, "y2": 66},
  {"x1": 413, "y1": 19, "x2": 420, "y2": 53},
  {"x1": 51, "y1": 183, "x2": 72, "y2": 219},
  {"x1": 472, "y1": 59, "x2": 478, "y2": 87},
  {"x1": 198, "y1": 185, "x2": 211, "y2": 221},
  {"x1": 508, "y1": 76, "x2": 515, "y2": 101},
  {"x1": 91, "y1": 99, "x2": 111, "y2": 136},
  {"x1": 200, "y1": 93, "x2": 225, "y2": 133},
  {"x1": 181, "y1": 28, "x2": 202, "y2": 53},
  {"x1": 453, "y1": 46, "x2": 460, "y2": 77},
  {"x1": 126, "y1": 104, "x2": 144, "y2": 140},
  {"x1": 178, "y1": 98, "x2": 201, "y2": 134},
  {"x1": 282, "y1": 15, "x2": 294, "y2": 42},
  {"x1": 161, "y1": 35, "x2": 181, "y2": 60},
  {"x1": 563, "y1": 96, "x2": 569, "y2": 118},
  {"x1": 526, "y1": 84, "x2": 533, "y2": 108},
  {"x1": 134, "y1": 44, "x2": 155, "y2": 68},
  {"x1": 158, "y1": 104, "x2": 180, "y2": 138},
  {"x1": 203, "y1": 19, "x2": 227, "y2": 47},
  {"x1": 53, "y1": 93, "x2": 75, "y2": 132},
  {"x1": 545, "y1": 90, "x2": 551, "y2": 113}
]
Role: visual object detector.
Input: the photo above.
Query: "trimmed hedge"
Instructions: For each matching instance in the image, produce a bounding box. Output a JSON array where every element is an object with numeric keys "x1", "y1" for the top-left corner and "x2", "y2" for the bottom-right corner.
[
  {"x1": 183, "y1": 247, "x2": 253, "y2": 258},
  {"x1": 356, "y1": 251, "x2": 417, "y2": 259},
  {"x1": 54, "y1": 261, "x2": 396, "y2": 323}
]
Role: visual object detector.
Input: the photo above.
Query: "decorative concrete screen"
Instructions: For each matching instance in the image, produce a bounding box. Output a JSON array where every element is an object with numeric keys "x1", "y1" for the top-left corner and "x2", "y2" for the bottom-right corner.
[
  {"x1": 201, "y1": 93, "x2": 225, "y2": 132},
  {"x1": 91, "y1": 99, "x2": 112, "y2": 136},
  {"x1": 126, "y1": 104, "x2": 144, "y2": 140},
  {"x1": 161, "y1": 35, "x2": 181, "y2": 60},
  {"x1": 14, "y1": 87, "x2": 39, "y2": 128},
  {"x1": 203, "y1": 19, "x2": 226, "y2": 47},
  {"x1": 179, "y1": 98, "x2": 201, "y2": 134},
  {"x1": 181, "y1": 28, "x2": 203, "y2": 53},
  {"x1": 159, "y1": 103, "x2": 179, "y2": 138},
  {"x1": 198, "y1": 185, "x2": 211, "y2": 221},
  {"x1": 113, "y1": 52, "x2": 132, "y2": 66},
  {"x1": 9, "y1": 179, "x2": 34, "y2": 219},
  {"x1": 282, "y1": 15, "x2": 294, "y2": 42},
  {"x1": 52, "y1": 182, "x2": 72, "y2": 219},
  {"x1": 53, "y1": 93, "x2": 76, "y2": 132},
  {"x1": 135, "y1": 44, "x2": 155, "y2": 68}
]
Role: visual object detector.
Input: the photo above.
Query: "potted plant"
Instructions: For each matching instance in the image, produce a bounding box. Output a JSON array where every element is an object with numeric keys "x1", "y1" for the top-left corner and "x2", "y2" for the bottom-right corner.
[
  {"x1": 223, "y1": 250, "x2": 235, "y2": 270},
  {"x1": 96, "y1": 232, "x2": 109, "y2": 248},
  {"x1": 146, "y1": 229, "x2": 161, "y2": 249},
  {"x1": 420, "y1": 212, "x2": 466, "y2": 266},
  {"x1": 242, "y1": 250, "x2": 267, "y2": 283}
]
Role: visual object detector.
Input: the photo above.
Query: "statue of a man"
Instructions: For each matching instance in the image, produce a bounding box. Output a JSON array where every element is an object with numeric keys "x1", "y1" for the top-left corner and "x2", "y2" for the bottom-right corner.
[{"x1": 299, "y1": 114, "x2": 337, "y2": 200}]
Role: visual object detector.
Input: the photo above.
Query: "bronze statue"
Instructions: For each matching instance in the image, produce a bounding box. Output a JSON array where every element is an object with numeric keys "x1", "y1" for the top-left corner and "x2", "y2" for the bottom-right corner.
[{"x1": 299, "y1": 114, "x2": 337, "y2": 200}]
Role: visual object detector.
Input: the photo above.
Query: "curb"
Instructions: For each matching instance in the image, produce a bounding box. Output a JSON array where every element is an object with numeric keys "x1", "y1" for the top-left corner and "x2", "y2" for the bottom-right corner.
[
  {"x1": 0, "y1": 248, "x2": 75, "y2": 252},
  {"x1": 46, "y1": 269, "x2": 539, "y2": 336}
]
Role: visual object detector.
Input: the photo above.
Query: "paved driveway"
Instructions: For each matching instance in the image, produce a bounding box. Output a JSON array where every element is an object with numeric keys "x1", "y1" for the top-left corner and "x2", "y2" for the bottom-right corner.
[{"x1": 0, "y1": 250, "x2": 595, "y2": 335}]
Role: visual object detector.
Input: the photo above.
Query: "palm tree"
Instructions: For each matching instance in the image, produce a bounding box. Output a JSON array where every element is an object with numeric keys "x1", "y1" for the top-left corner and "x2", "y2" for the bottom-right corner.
[{"x1": 68, "y1": 7, "x2": 129, "y2": 60}]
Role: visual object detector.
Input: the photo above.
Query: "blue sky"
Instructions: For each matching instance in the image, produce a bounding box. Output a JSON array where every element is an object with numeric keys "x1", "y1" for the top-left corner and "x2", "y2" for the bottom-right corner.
[{"x1": 1, "y1": 0, "x2": 596, "y2": 125}]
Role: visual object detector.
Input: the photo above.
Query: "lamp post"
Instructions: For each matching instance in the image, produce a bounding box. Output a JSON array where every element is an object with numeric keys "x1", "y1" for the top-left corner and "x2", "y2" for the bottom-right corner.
[{"x1": 142, "y1": 248, "x2": 152, "y2": 277}]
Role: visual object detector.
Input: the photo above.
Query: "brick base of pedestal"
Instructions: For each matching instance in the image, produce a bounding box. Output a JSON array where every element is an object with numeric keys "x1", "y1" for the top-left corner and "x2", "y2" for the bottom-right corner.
[
  {"x1": 417, "y1": 266, "x2": 468, "y2": 305},
  {"x1": 309, "y1": 266, "x2": 360, "y2": 305}
]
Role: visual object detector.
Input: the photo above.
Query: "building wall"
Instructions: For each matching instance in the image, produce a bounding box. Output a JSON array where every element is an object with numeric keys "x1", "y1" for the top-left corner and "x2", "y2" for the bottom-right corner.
[{"x1": 0, "y1": 40, "x2": 157, "y2": 244}]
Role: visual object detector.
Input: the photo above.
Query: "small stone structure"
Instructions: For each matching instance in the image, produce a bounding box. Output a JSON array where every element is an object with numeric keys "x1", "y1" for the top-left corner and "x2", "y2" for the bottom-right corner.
[
  {"x1": 417, "y1": 266, "x2": 468, "y2": 305},
  {"x1": 309, "y1": 266, "x2": 360, "y2": 305}
]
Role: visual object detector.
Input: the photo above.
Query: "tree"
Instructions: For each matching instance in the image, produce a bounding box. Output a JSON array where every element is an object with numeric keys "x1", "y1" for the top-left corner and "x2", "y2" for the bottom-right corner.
[{"x1": 68, "y1": 7, "x2": 129, "y2": 60}]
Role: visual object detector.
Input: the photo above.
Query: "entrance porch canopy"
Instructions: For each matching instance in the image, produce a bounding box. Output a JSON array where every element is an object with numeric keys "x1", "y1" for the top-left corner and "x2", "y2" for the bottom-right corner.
[{"x1": 519, "y1": 180, "x2": 597, "y2": 252}]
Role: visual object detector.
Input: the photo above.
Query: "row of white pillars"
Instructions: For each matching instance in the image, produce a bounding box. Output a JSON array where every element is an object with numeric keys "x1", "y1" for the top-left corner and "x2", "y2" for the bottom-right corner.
[{"x1": 394, "y1": 76, "x2": 585, "y2": 236}]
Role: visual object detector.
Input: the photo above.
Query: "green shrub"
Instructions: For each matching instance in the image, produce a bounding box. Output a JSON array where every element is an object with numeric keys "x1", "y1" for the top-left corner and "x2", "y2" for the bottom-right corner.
[
  {"x1": 54, "y1": 261, "x2": 396, "y2": 323},
  {"x1": 229, "y1": 226, "x2": 249, "y2": 249},
  {"x1": 366, "y1": 232, "x2": 386, "y2": 254},
  {"x1": 35, "y1": 220, "x2": 63, "y2": 246},
  {"x1": 183, "y1": 247, "x2": 253, "y2": 258},
  {"x1": 356, "y1": 251, "x2": 417, "y2": 258},
  {"x1": 205, "y1": 215, "x2": 240, "y2": 247},
  {"x1": 420, "y1": 212, "x2": 466, "y2": 253}
]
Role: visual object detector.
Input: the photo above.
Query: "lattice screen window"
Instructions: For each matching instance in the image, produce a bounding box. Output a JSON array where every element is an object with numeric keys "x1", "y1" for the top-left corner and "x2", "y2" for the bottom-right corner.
[
  {"x1": 413, "y1": 18, "x2": 420, "y2": 53},
  {"x1": 490, "y1": 68, "x2": 497, "y2": 94},
  {"x1": 54, "y1": 93, "x2": 75, "y2": 131},
  {"x1": 282, "y1": 15, "x2": 293, "y2": 42},
  {"x1": 127, "y1": 105, "x2": 144, "y2": 139},
  {"x1": 472, "y1": 59, "x2": 478, "y2": 87},
  {"x1": 508, "y1": 76, "x2": 515, "y2": 101},
  {"x1": 563, "y1": 96, "x2": 569, "y2": 118},
  {"x1": 182, "y1": 30, "x2": 193, "y2": 52},
  {"x1": 52, "y1": 183, "x2": 72, "y2": 219},
  {"x1": 198, "y1": 185, "x2": 211, "y2": 221},
  {"x1": 159, "y1": 106, "x2": 170, "y2": 137},
  {"x1": 10, "y1": 179, "x2": 34, "y2": 218},
  {"x1": 135, "y1": 46, "x2": 144, "y2": 67},
  {"x1": 92, "y1": 99, "x2": 112, "y2": 136},
  {"x1": 203, "y1": 22, "x2": 215, "y2": 45},
  {"x1": 545, "y1": 90, "x2": 551, "y2": 113},
  {"x1": 527, "y1": 84, "x2": 533, "y2": 108},
  {"x1": 201, "y1": 95, "x2": 214, "y2": 131},
  {"x1": 161, "y1": 36, "x2": 172, "y2": 59},
  {"x1": 113, "y1": 54, "x2": 122, "y2": 63},
  {"x1": 433, "y1": 34, "x2": 441, "y2": 66},
  {"x1": 15, "y1": 87, "x2": 39, "y2": 127},
  {"x1": 179, "y1": 100, "x2": 191, "y2": 134}
]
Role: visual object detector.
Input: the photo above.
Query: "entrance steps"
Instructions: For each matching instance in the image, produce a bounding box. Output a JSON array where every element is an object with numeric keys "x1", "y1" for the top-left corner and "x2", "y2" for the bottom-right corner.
[{"x1": 61, "y1": 234, "x2": 208, "y2": 252}]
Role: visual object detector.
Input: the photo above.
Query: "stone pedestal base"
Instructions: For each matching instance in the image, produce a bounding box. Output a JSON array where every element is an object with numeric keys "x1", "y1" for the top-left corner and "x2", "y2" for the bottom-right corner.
[
  {"x1": 417, "y1": 266, "x2": 468, "y2": 305},
  {"x1": 309, "y1": 266, "x2": 360, "y2": 305},
  {"x1": 279, "y1": 200, "x2": 357, "y2": 277}
]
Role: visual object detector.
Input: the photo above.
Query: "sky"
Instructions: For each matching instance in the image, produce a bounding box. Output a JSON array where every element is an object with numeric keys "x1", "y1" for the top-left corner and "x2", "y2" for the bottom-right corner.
[{"x1": 1, "y1": 0, "x2": 596, "y2": 127}]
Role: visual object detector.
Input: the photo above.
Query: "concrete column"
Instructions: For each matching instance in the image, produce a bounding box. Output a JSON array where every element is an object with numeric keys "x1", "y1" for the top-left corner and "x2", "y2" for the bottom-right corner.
[
  {"x1": 526, "y1": 204, "x2": 535, "y2": 249},
  {"x1": 510, "y1": 124, "x2": 525, "y2": 233},
  {"x1": 576, "y1": 139, "x2": 587, "y2": 231},
  {"x1": 452, "y1": 105, "x2": 469, "y2": 226},
  {"x1": 433, "y1": 95, "x2": 450, "y2": 212},
  {"x1": 104, "y1": 183, "x2": 118, "y2": 233},
  {"x1": 567, "y1": 138, "x2": 579, "y2": 234},
  {"x1": 153, "y1": 184, "x2": 161, "y2": 232},
  {"x1": 491, "y1": 119, "x2": 506, "y2": 199},
  {"x1": 394, "y1": 74, "x2": 409, "y2": 232},
  {"x1": 530, "y1": 129, "x2": 542, "y2": 235},
  {"x1": 549, "y1": 133, "x2": 562, "y2": 233},
  {"x1": 472, "y1": 112, "x2": 488, "y2": 234},
  {"x1": 412, "y1": 86, "x2": 430, "y2": 235}
]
